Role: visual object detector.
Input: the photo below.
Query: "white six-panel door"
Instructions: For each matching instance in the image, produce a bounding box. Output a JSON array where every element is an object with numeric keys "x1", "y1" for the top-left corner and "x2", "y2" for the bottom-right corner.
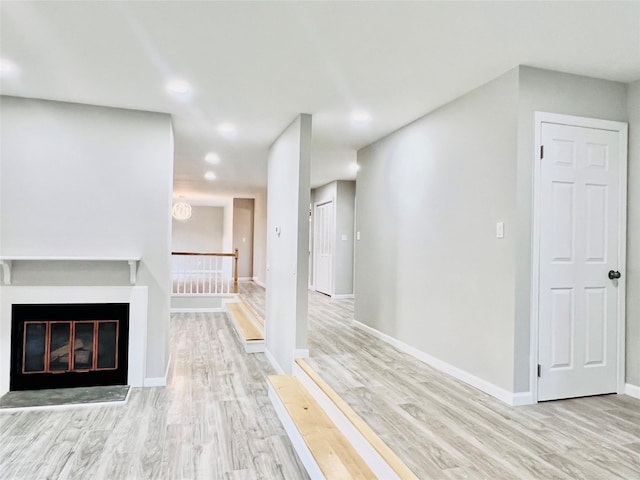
[
  {"x1": 314, "y1": 201, "x2": 334, "y2": 296},
  {"x1": 538, "y1": 120, "x2": 624, "y2": 401}
]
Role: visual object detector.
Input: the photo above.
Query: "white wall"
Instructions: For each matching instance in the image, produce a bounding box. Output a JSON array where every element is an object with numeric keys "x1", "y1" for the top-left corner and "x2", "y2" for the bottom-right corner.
[
  {"x1": 336, "y1": 181, "x2": 356, "y2": 295},
  {"x1": 356, "y1": 66, "x2": 634, "y2": 400},
  {"x1": 265, "y1": 114, "x2": 311, "y2": 373},
  {"x1": 252, "y1": 188, "x2": 268, "y2": 286},
  {"x1": 514, "y1": 67, "x2": 630, "y2": 392},
  {"x1": 626, "y1": 80, "x2": 640, "y2": 387},
  {"x1": 172, "y1": 206, "x2": 224, "y2": 252},
  {"x1": 356, "y1": 69, "x2": 519, "y2": 392},
  {"x1": 0, "y1": 96, "x2": 173, "y2": 380}
]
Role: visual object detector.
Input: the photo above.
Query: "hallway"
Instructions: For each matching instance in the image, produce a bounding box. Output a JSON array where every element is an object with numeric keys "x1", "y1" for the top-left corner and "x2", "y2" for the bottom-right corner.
[
  {"x1": 241, "y1": 282, "x2": 640, "y2": 479},
  {"x1": 1, "y1": 282, "x2": 639, "y2": 479}
]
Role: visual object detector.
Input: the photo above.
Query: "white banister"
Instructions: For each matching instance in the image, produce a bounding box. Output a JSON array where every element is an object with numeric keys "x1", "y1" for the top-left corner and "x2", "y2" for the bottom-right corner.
[{"x1": 171, "y1": 251, "x2": 238, "y2": 295}]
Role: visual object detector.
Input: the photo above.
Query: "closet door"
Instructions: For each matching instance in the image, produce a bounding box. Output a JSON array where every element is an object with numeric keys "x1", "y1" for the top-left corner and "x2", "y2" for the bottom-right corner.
[{"x1": 314, "y1": 201, "x2": 334, "y2": 295}]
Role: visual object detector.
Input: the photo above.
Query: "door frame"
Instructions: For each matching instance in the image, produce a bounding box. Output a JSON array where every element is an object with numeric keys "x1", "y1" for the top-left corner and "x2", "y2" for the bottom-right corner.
[
  {"x1": 530, "y1": 111, "x2": 628, "y2": 402},
  {"x1": 313, "y1": 199, "x2": 335, "y2": 296}
]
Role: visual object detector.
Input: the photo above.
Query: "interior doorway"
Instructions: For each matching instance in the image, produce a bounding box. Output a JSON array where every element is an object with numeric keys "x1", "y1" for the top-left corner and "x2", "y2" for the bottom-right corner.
[
  {"x1": 534, "y1": 112, "x2": 628, "y2": 401},
  {"x1": 233, "y1": 198, "x2": 255, "y2": 280},
  {"x1": 313, "y1": 200, "x2": 334, "y2": 296}
]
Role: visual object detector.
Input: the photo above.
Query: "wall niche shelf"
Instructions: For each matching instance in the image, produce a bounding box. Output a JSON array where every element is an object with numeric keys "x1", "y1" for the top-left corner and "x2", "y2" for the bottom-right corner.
[{"x1": 0, "y1": 256, "x2": 141, "y2": 285}]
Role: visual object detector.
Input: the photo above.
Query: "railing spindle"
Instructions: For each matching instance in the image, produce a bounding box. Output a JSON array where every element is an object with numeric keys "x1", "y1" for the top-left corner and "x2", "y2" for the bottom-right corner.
[{"x1": 171, "y1": 251, "x2": 239, "y2": 296}]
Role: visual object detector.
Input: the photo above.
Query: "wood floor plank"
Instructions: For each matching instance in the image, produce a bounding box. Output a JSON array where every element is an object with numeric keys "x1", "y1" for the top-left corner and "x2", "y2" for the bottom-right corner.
[
  {"x1": 0, "y1": 310, "x2": 307, "y2": 480},
  {"x1": 240, "y1": 294, "x2": 264, "y2": 326},
  {"x1": 226, "y1": 302, "x2": 264, "y2": 341},
  {"x1": 268, "y1": 374, "x2": 377, "y2": 480},
  {"x1": 238, "y1": 282, "x2": 640, "y2": 480},
  {"x1": 2, "y1": 281, "x2": 638, "y2": 479},
  {"x1": 295, "y1": 358, "x2": 419, "y2": 479}
]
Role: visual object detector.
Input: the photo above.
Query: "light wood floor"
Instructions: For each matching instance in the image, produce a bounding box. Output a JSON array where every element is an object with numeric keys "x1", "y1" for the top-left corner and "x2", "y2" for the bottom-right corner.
[
  {"x1": 2, "y1": 283, "x2": 639, "y2": 479},
  {"x1": 0, "y1": 310, "x2": 308, "y2": 480},
  {"x1": 240, "y1": 282, "x2": 640, "y2": 480}
]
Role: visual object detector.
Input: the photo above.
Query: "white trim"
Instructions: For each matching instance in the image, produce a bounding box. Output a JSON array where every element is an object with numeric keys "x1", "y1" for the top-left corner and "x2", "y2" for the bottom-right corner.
[
  {"x1": 531, "y1": 112, "x2": 628, "y2": 402},
  {"x1": 170, "y1": 307, "x2": 224, "y2": 313},
  {"x1": 312, "y1": 198, "x2": 336, "y2": 297},
  {"x1": 0, "y1": 257, "x2": 141, "y2": 285},
  {"x1": 624, "y1": 383, "x2": 640, "y2": 400},
  {"x1": 511, "y1": 391, "x2": 535, "y2": 406},
  {"x1": 353, "y1": 320, "x2": 528, "y2": 406},
  {"x1": 0, "y1": 286, "x2": 148, "y2": 395},
  {"x1": 252, "y1": 276, "x2": 266, "y2": 288},
  {"x1": 143, "y1": 351, "x2": 171, "y2": 387},
  {"x1": 331, "y1": 294, "x2": 354, "y2": 300},
  {"x1": 292, "y1": 363, "x2": 400, "y2": 479},
  {"x1": 243, "y1": 340, "x2": 265, "y2": 354},
  {"x1": 128, "y1": 287, "x2": 148, "y2": 388},
  {"x1": 238, "y1": 277, "x2": 253, "y2": 282},
  {"x1": 294, "y1": 349, "x2": 309, "y2": 359},
  {"x1": 268, "y1": 383, "x2": 326, "y2": 480},
  {"x1": 144, "y1": 376, "x2": 166, "y2": 387},
  {"x1": 265, "y1": 348, "x2": 285, "y2": 374}
]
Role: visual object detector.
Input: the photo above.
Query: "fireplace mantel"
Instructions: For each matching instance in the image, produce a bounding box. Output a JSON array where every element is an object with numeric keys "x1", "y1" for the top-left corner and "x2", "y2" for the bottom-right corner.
[
  {"x1": 0, "y1": 257, "x2": 141, "y2": 285},
  {"x1": 0, "y1": 285, "x2": 149, "y2": 395}
]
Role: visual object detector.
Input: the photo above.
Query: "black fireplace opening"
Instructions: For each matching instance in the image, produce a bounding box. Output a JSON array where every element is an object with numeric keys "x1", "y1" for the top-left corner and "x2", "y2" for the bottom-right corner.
[{"x1": 10, "y1": 303, "x2": 129, "y2": 391}]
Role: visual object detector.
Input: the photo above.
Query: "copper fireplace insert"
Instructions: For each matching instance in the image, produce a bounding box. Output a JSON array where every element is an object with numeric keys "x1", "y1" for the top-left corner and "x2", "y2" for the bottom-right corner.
[{"x1": 11, "y1": 303, "x2": 129, "y2": 391}]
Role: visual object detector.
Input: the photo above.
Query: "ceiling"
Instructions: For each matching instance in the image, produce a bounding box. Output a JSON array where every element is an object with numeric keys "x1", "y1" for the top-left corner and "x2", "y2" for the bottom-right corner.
[{"x1": 1, "y1": 1, "x2": 639, "y2": 201}]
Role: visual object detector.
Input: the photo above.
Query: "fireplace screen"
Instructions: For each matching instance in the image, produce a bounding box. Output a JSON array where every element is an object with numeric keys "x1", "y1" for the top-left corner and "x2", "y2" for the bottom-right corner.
[
  {"x1": 23, "y1": 320, "x2": 119, "y2": 374},
  {"x1": 11, "y1": 303, "x2": 129, "y2": 391}
]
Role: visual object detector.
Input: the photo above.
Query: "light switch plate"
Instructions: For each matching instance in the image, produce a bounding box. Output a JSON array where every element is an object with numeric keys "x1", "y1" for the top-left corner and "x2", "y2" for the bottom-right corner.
[{"x1": 496, "y1": 222, "x2": 504, "y2": 239}]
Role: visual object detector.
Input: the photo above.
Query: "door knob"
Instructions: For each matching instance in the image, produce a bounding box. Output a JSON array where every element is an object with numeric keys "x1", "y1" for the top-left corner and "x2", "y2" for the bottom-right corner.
[{"x1": 608, "y1": 270, "x2": 621, "y2": 280}]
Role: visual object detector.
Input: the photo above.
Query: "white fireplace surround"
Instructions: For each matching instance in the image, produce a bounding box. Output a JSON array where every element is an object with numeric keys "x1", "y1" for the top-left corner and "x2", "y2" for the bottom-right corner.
[{"x1": 0, "y1": 285, "x2": 148, "y2": 396}]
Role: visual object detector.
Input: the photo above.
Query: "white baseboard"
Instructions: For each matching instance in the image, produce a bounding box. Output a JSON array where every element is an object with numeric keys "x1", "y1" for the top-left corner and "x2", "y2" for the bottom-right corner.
[
  {"x1": 244, "y1": 340, "x2": 265, "y2": 353},
  {"x1": 265, "y1": 348, "x2": 285, "y2": 374},
  {"x1": 170, "y1": 307, "x2": 224, "y2": 313},
  {"x1": 353, "y1": 320, "x2": 531, "y2": 406},
  {"x1": 625, "y1": 383, "x2": 640, "y2": 400},
  {"x1": 144, "y1": 376, "x2": 166, "y2": 387},
  {"x1": 268, "y1": 383, "x2": 325, "y2": 479},
  {"x1": 144, "y1": 352, "x2": 171, "y2": 387},
  {"x1": 332, "y1": 294, "x2": 354, "y2": 300},
  {"x1": 239, "y1": 277, "x2": 253, "y2": 282},
  {"x1": 511, "y1": 391, "x2": 535, "y2": 406},
  {"x1": 294, "y1": 349, "x2": 309, "y2": 359},
  {"x1": 252, "y1": 277, "x2": 266, "y2": 288}
]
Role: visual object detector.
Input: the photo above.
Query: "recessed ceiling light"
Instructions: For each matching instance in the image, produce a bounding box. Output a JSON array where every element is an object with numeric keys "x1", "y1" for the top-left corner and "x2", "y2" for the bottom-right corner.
[
  {"x1": 217, "y1": 122, "x2": 236, "y2": 135},
  {"x1": 0, "y1": 58, "x2": 20, "y2": 78},
  {"x1": 204, "y1": 152, "x2": 220, "y2": 164},
  {"x1": 351, "y1": 110, "x2": 371, "y2": 124},
  {"x1": 165, "y1": 79, "x2": 192, "y2": 96},
  {"x1": 204, "y1": 171, "x2": 217, "y2": 181},
  {"x1": 350, "y1": 163, "x2": 361, "y2": 173}
]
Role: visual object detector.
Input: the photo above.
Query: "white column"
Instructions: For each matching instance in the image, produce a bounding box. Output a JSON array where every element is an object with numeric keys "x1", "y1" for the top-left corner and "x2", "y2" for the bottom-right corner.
[{"x1": 265, "y1": 114, "x2": 312, "y2": 373}]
